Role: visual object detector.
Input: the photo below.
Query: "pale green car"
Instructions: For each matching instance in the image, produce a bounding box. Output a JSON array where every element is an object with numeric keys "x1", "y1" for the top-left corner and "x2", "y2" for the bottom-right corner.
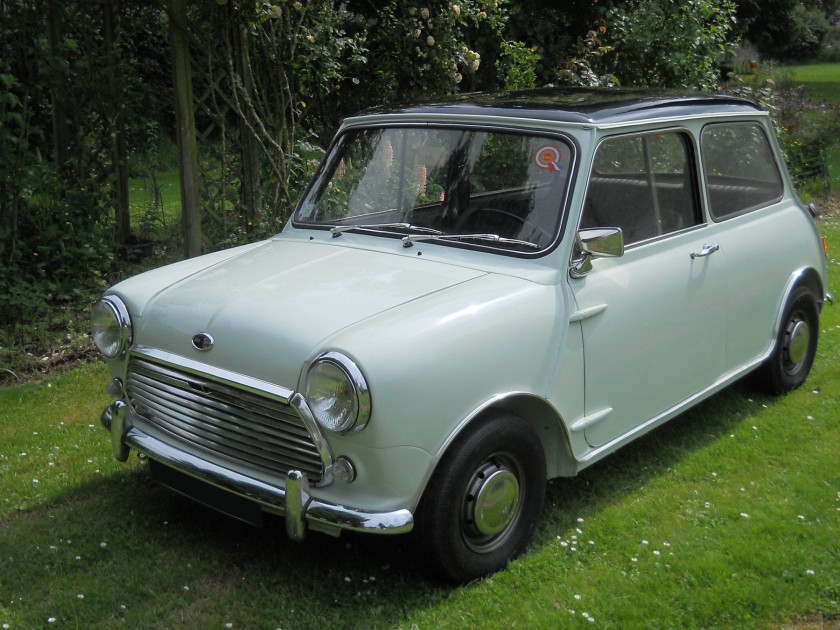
[{"x1": 91, "y1": 88, "x2": 831, "y2": 583}]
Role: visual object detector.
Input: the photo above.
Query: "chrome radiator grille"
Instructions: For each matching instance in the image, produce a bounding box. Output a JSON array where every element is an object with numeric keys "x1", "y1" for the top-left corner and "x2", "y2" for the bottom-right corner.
[{"x1": 126, "y1": 356, "x2": 323, "y2": 482}]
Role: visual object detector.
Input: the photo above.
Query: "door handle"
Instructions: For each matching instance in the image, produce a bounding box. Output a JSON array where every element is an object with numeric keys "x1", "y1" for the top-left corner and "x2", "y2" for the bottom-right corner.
[{"x1": 690, "y1": 243, "x2": 719, "y2": 259}]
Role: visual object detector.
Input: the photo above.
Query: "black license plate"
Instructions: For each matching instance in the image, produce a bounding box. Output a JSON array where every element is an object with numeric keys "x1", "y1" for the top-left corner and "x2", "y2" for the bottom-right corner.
[{"x1": 149, "y1": 459, "x2": 264, "y2": 527}]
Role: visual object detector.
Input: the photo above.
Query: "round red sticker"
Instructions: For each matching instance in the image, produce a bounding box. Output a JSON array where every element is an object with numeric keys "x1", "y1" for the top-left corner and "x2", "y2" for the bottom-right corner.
[{"x1": 534, "y1": 145, "x2": 563, "y2": 172}]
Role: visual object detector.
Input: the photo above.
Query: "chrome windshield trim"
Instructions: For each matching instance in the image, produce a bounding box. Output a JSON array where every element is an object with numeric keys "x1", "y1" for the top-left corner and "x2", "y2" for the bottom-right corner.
[
  {"x1": 131, "y1": 346, "x2": 294, "y2": 404},
  {"x1": 124, "y1": 427, "x2": 413, "y2": 535}
]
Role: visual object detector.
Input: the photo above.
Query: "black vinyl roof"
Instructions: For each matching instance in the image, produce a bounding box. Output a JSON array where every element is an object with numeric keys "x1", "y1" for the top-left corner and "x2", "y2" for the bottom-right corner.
[{"x1": 355, "y1": 87, "x2": 764, "y2": 125}]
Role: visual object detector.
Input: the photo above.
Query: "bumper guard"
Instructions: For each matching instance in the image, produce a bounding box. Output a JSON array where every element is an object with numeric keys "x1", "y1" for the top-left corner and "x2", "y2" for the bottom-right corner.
[{"x1": 100, "y1": 401, "x2": 414, "y2": 539}]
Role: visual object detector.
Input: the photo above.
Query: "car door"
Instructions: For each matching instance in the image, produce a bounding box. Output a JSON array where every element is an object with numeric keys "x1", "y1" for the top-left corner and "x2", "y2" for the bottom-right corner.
[{"x1": 570, "y1": 130, "x2": 728, "y2": 448}]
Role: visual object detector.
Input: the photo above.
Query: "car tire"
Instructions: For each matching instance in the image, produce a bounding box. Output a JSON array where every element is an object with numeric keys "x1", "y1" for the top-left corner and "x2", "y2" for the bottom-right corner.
[
  {"x1": 415, "y1": 412, "x2": 546, "y2": 584},
  {"x1": 755, "y1": 286, "x2": 820, "y2": 395}
]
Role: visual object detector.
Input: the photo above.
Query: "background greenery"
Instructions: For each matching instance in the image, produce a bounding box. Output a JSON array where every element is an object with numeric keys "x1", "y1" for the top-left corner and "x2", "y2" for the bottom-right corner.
[{"x1": 4, "y1": 0, "x2": 840, "y2": 382}]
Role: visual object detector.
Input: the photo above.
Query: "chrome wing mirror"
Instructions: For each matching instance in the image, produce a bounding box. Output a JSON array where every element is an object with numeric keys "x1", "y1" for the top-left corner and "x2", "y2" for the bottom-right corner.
[{"x1": 570, "y1": 227, "x2": 624, "y2": 278}]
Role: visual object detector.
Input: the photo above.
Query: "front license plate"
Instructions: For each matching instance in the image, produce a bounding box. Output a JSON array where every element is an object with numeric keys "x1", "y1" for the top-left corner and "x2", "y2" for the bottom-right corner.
[{"x1": 149, "y1": 459, "x2": 264, "y2": 527}]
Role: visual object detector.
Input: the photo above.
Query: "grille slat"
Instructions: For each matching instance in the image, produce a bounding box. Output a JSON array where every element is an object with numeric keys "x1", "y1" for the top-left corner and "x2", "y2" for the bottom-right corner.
[
  {"x1": 129, "y1": 390, "x2": 324, "y2": 473},
  {"x1": 126, "y1": 356, "x2": 323, "y2": 482},
  {"x1": 128, "y1": 375, "x2": 313, "y2": 443}
]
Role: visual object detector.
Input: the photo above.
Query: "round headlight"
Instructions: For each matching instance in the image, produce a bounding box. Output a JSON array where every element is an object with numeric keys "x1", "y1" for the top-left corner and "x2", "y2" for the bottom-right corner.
[
  {"x1": 304, "y1": 352, "x2": 371, "y2": 433},
  {"x1": 91, "y1": 296, "x2": 132, "y2": 358}
]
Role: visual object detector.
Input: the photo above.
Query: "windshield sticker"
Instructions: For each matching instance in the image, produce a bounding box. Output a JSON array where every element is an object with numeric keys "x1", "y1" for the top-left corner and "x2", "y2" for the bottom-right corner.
[{"x1": 534, "y1": 145, "x2": 564, "y2": 172}]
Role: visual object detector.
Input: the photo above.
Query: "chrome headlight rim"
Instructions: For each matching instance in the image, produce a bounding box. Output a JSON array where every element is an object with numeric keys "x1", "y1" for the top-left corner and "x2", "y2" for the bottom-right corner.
[
  {"x1": 91, "y1": 295, "x2": 132, "y2": 359},
  {"x1": 305, "y1": 351, "x2": 371, "y2": 434}
]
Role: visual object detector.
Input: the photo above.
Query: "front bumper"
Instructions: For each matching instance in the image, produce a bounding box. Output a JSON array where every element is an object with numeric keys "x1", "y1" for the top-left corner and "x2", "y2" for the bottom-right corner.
[{"x1": 101, "y1": 401, "x2": 414, "y2": 539}]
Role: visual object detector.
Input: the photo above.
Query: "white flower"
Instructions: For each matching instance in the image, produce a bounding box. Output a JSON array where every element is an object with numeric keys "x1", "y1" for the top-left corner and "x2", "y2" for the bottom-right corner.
[
  {"x1": 77, "y1": 594, "x2": 84, "y2": 599},
  {"x1": 426, "y1": 35, "x2": 435, "y2": 46},
  {"x1": 455, "y1": 72, "x2": 462, "y2": 83},
  {"x1": 451, "y1": 4, "x2": 460, "y2": 17},
  {"x1": 806, "y1": 569, "x2": 815, "y2": 576},
  {"x1": 420, "y1": 7, "x2": 430, "y2": 19},
  {"x1": 740, "y1": 512, "x2": 750, "y2": 518}
]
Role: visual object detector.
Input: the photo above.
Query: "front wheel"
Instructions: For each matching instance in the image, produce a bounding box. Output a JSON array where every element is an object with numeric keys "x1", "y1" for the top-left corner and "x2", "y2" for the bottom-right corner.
[
  {"x1": 415, "y1": 412, "x2": 546, "y2": 583},
  {"x1": 755, "y1": 286, "x2": 820, "y2": 395}
]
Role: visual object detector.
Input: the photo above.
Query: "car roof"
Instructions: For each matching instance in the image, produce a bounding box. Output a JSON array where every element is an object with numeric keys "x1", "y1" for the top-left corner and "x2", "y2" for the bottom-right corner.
[{"x1": 353, "y1": 87, "x2": 763, "y2": 125}]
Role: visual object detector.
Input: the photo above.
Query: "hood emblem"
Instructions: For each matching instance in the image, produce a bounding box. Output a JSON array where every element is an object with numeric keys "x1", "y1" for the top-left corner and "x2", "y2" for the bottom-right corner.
[{"x1": 191, "y1": 332, "x2": 214, "y2": 351}]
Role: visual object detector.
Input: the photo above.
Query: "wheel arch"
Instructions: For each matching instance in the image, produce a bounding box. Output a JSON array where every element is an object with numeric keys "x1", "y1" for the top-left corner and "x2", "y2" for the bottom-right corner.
[
  {"x1": 411, "y1": 392, "x2": 575, "y2": 513},
  {"x1": 773, "y1": 267, "x2": 825, "y2": 341}
]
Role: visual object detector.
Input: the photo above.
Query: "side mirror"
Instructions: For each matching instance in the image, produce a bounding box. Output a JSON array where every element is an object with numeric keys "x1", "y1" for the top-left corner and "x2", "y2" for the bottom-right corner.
[{"x1": 570, "y1": 227, "x2": 624, "y2": 278}]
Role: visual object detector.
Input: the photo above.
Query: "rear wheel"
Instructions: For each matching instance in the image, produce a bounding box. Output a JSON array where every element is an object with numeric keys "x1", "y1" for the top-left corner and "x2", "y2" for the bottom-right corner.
[
  {"x1": 755, "y1": 286, "x2": 819, "y2": 395},
  {"x1": 416, "y1": 413, "x2": 546, "y2": 583}
]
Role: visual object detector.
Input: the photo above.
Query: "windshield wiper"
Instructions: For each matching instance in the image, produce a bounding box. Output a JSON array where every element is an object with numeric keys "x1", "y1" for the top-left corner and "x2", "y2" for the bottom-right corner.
[
  {"x1": 401, "y1": 233, "x2": 540, "y2": 249},
  {"x1": 330, "y1": 223, "x2": 443, "y2": 238}
]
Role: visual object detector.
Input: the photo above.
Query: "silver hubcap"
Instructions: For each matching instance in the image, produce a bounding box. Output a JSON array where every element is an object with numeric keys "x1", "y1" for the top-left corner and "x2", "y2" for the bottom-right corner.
[
  {"x1": 785, "y1": 317, "x2": 810, "y2": 368},
  {"x1": 462, "y1": 456, "x2": 523, "y2": 552},
  {"x1": 474, "y1": 469, "x2": 520, "y2": 536}
]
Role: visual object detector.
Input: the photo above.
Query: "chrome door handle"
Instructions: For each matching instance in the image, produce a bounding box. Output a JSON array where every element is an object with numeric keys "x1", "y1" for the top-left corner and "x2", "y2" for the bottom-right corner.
[{"x1": 690, "y1": 243, "x2": 719, "y2": 259}]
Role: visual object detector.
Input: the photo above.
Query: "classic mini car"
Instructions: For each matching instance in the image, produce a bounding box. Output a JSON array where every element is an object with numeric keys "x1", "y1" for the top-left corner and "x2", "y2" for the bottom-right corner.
[{"x1": 92, "y1": 88, "x2": 831, "y2": 583}]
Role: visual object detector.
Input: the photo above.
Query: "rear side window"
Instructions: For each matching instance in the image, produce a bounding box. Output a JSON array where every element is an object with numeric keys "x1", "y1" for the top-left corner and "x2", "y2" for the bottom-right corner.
[
  {"x1": 701, "y1": 123, "x2": 784, "y2": 219},
  {"x1": 580, "y1": 131, "x2": 701, "y2": 246}
]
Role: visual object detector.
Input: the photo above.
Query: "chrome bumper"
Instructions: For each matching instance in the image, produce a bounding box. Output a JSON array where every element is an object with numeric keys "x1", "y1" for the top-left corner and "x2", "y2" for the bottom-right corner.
[{"x1": 100, "y1": 401, "x2": 413, "y2": 539}]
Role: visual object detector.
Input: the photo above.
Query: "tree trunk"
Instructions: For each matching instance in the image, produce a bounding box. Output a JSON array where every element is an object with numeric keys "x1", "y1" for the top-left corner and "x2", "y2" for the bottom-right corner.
[
  {"x1": 103, "y1": 0, "x2": 131, "y2": 247},
  {"x1": 169, "y1": 0, "x2": 202, "y2": 258},
  {"x1": 46, "y1": 1, "x2": 71, "y2": 173},
  {"x1": 233, "y1": 24, "x2": 262, "y2": 230}
]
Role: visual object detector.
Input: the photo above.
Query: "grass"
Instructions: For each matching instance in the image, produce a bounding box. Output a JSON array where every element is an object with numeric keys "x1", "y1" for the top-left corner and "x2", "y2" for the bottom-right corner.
[
  {"x1": 1, "y1": 220, "x2": 839, "y2": 628},
  {"x1": 788, "y1": 63, "x2": 840, "y2": 103},
  {"x1": 128, "y1": 169, "x2": 182, "y2": 240}
]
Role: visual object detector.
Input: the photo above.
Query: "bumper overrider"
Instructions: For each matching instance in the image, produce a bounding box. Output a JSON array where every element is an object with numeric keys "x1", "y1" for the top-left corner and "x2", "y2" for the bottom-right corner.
[{"x1": 100, "y1": 396, "x2": 414, "y2": 540}]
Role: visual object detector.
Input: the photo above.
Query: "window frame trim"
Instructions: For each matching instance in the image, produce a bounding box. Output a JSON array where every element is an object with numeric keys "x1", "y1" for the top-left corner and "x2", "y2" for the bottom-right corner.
[
  {"x1": 700, "y1": 120, "x2": 785, "y2": 222},
  {"x1": 575, "y1": 126, "x2": 706, "y2": 253}
]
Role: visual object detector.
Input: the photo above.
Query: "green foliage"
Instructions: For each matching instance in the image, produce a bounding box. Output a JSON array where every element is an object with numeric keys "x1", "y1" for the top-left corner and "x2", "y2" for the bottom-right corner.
[
  {"x1": 784, "y1": 4, "x2": 831, "y2": 61},
  {"x1": 725, "y1": 66, "x2": 840, "y2": 201},
  {"x1": 602, "y1": 0, "x2": 737, "y2": 90},
  {"x1": 738, "y1": 0, "x2": 834, "y2": 62},
  {"x1": 344, "y1": 1, "x2": 510, "y2": 102},
  {"x1": 495, "y1": 40, "x2": 539, "y2": 90}
]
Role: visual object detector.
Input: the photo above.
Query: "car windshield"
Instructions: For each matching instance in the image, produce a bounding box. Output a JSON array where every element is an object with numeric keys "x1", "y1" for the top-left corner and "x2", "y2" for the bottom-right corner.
[{"x1": 294, "y1": 126, "x2": 573, "y2": 252}]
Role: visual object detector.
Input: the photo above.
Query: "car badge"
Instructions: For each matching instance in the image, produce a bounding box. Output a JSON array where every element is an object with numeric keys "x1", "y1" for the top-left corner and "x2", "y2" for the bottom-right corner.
[{"x1": 191, "y1": 332, "x2": 214, "y2": 351}]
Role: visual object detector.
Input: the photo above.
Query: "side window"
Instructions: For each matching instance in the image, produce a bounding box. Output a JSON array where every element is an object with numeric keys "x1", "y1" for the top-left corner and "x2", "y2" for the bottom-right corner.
[
  {"x1": 581, "y1": 132, "x2": 700, "y2": 246},
  {"x1": 701, "y1": 123, "x2": 784, "y2": 219}
]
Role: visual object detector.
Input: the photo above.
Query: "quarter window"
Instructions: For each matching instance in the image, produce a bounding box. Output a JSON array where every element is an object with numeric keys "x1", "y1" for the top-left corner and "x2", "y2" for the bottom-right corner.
[
  {"x1": 701, "y1": 123, "x2": 784, "y2": 219},
  {"x1": 580, "y1": 132, "x2": 700, "y2": 245}
]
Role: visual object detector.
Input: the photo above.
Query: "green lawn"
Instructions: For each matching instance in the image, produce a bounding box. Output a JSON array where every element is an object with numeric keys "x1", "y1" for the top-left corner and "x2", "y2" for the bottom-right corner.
[
  {"x1": 128, "y1": 169, "x2": 182, "y2": 238},
  {"x1": 789, "y1": 63, "x2": 840, "y2": 102},
  {"x1": 1, "y1": 219, "x2": 839, "y2": 628}
]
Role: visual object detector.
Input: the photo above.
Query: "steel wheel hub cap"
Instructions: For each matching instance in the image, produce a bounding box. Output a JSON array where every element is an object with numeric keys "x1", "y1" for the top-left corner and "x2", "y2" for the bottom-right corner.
[
  {"x1": 786, "y1": 318, "x2": 809, "y2": 366},
  {"x1": 465, "y1": 460, "x2": 521, "y2": 537}
]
